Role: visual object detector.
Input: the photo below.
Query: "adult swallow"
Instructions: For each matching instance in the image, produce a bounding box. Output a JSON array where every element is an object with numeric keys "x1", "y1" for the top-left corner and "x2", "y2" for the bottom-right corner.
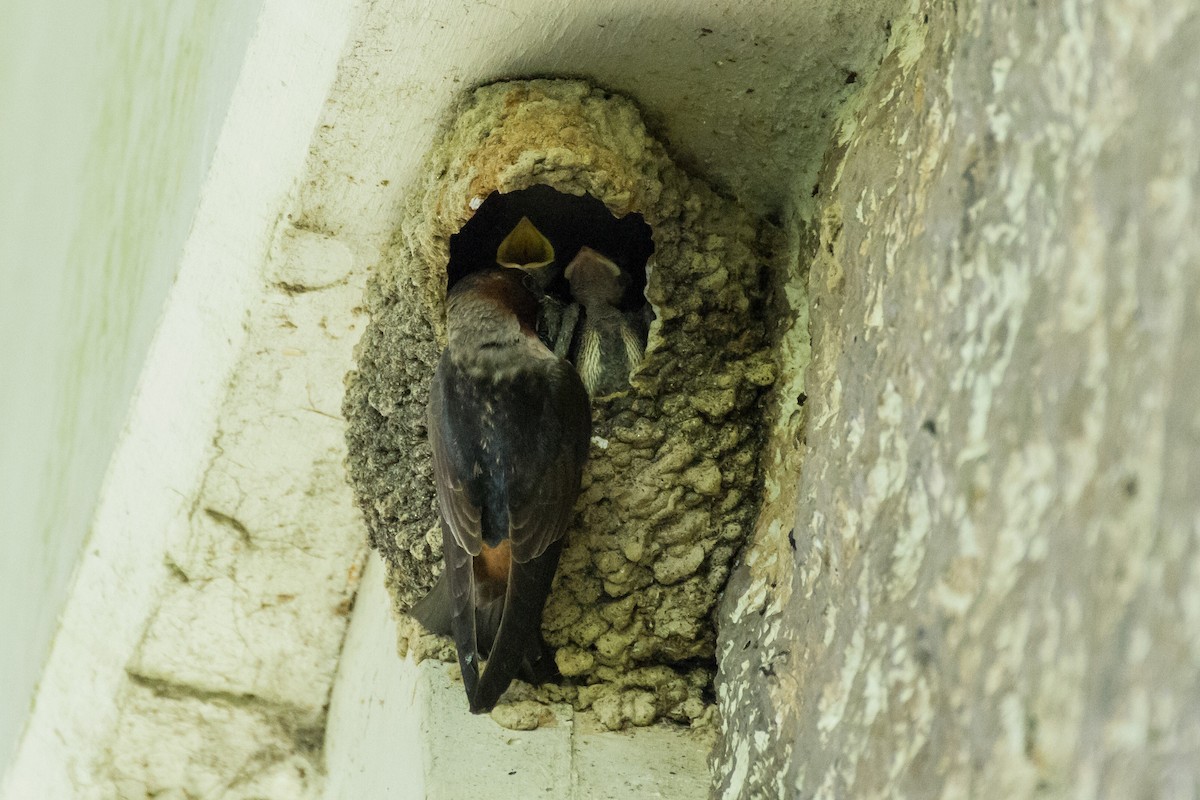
[
  {"x1": 411, "y1": 268, "x2": 591, "y2": 713},
  {"x1": 564, "y1": 246, "x2": 646, "y2": 398}
]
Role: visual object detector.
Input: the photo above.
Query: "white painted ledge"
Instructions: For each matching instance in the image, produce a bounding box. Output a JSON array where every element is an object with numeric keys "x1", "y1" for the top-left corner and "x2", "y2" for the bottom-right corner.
[
  {"x1": 0, "y1": 1, "x2": 357, "y2": 796},
  {"x1": 324, "y1": 555, "x2": 715, "y2": 800}
]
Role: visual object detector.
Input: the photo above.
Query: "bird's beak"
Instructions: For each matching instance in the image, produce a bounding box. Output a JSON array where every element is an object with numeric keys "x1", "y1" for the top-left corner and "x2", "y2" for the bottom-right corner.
[{"x1": 497, "y1": 216, "x2": 555, "y2": 271}]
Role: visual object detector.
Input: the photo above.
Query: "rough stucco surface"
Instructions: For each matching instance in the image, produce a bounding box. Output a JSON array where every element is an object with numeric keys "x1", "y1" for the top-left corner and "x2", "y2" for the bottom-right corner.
[
  {"x1": 716, "y1": 0, "x2": 1200, "y2": 797},
  {"x1": 343, "y1": 79, "x2": 778, "y2": 729}
]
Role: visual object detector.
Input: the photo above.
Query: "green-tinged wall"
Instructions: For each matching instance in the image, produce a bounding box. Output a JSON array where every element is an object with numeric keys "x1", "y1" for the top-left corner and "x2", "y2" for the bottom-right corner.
[{"x1": 0, "y1": 0, "x2": 263, "y2": 767}]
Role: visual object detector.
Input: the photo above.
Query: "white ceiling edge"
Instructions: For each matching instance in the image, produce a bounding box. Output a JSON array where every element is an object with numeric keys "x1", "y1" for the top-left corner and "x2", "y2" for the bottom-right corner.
[{"x1": 0, "y1": 1, "x2": 359, "y2": 796}]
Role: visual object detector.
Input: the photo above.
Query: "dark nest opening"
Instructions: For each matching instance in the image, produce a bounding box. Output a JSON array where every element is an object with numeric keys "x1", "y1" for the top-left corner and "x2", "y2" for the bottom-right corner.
[{"x1": 447, "y1": 184, "x2": 654, "y2": 315}]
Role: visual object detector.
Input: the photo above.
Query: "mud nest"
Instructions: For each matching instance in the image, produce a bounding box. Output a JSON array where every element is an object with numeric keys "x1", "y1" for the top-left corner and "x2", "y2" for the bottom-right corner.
[{"x1": 343, "y1": 79, "x2": 778, "y2": 728}]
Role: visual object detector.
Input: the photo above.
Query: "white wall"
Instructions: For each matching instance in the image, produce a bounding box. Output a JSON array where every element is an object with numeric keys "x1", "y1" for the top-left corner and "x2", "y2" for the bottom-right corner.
[{"x1": 0, "y1": 0, "x2": 263, "y2": 770}]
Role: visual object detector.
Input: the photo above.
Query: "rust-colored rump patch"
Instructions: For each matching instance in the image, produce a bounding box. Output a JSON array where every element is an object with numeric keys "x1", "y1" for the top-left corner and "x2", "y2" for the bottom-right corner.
[{"x1": 473, "y1": 539, "x2": 512, "y2": 585}]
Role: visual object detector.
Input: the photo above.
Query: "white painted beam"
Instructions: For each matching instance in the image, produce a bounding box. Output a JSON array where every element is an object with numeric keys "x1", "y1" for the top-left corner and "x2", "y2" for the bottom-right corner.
[{"x1": 1, "y1": 1, "x2": 359, "y2": 795}]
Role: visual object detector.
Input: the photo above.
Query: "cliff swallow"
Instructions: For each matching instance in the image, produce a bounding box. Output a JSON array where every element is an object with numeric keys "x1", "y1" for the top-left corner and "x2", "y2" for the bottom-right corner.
[
  {"x1": 411, "y1": 268, "x2": 591, "y2": 713},
  {"x1": 564, "y1": 246, "x2": 646, "y2": 397}
]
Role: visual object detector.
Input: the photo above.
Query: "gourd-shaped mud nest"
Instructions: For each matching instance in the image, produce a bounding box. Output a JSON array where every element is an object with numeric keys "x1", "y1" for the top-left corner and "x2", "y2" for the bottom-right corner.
[{"x1": 343, "y1": 79, "x2": 778, "y2": 729}]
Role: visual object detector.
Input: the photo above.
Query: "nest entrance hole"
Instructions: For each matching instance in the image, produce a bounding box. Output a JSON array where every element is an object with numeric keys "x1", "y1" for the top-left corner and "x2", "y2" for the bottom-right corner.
[{"x1": 447, "y1": 185, "x2": 654, "y2": 314}]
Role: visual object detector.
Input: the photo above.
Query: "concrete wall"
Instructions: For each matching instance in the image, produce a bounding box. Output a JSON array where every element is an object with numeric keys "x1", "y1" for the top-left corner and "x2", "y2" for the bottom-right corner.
[
  {"x1": 716, "y1": 0, "x2": 1200, "y2": 796},
  {"x1": 0, "y1": 0, "x2": 263, "y2": 771}
]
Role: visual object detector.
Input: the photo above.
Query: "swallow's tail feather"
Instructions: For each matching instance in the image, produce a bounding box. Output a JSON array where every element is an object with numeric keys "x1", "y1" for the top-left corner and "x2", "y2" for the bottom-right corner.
[
  {"x1": 520, "y1": 628, "x2": 560, "y2": 685},
  {"x1": 409, "y1": 570, "x2": 452, "y2": 636},
  {"x1": 473, "y1": 595, "x2": 503, "y2": 655},
  {"x1": 470, "y1": 539, "x2": 564, "y2": 713},
  {"x1": 408, "y1": 570, "x2": 505, "y2": 652},
  {"x1": 407, "y1": 547, "x2": 509, "y2": 697}
]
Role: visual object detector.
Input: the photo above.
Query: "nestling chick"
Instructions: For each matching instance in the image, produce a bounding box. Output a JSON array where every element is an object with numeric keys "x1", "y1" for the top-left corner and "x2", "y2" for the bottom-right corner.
[
  {"x1": 496, "y1": 216, "x2": 555, "y2": 285},
  {"x1": 565, "y1": 246, "x2": 646, "y2": 398},
  {"x1": 410, "y1": 268, "x2": 591, "y2": 714},
  {"x1": 496, "y1": 215, "x2": 577, "y2": 356}
]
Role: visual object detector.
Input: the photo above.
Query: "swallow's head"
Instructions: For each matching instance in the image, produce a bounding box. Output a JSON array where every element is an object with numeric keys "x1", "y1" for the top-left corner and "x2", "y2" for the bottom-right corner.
[
  {"x1": 496, "y1": 216, "x2": 555, "y2": 286},
  {"x1": 565, "y1": 246, "x2": 624, "y2": 306},
  {"x1": 445, "y1": 269, "x2": 545, "y2": 375}
]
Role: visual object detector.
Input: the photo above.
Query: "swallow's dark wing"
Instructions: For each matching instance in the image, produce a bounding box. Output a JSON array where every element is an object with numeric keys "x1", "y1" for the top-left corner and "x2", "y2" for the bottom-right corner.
[
  {"x1": 470, "y1": 359, "x2": 589, "y2": 712},
  {"x1": 427, "y1": 352, "x2": 487, "y2": 696},
  {"x1": 428, "y1": 351, "x2": 485, "y2": 556},
  {"x1": 504, "y1": 361, "x2": 591, "y2": 563}
]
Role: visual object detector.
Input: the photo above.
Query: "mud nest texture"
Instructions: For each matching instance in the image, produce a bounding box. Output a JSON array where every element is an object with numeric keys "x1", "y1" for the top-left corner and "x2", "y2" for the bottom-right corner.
[{"x1": 343, "y1": 79, "x2": 777, "y2": 728}]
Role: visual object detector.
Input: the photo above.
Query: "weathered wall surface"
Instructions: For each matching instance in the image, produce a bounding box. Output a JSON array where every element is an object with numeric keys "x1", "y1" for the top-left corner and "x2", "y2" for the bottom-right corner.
[
  {"x1": 717, "y1": 0, "x2": 1200, "y2": 796},
  {"x1": 102, "y1": 226, "x2": 370, "y2": 799}
]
